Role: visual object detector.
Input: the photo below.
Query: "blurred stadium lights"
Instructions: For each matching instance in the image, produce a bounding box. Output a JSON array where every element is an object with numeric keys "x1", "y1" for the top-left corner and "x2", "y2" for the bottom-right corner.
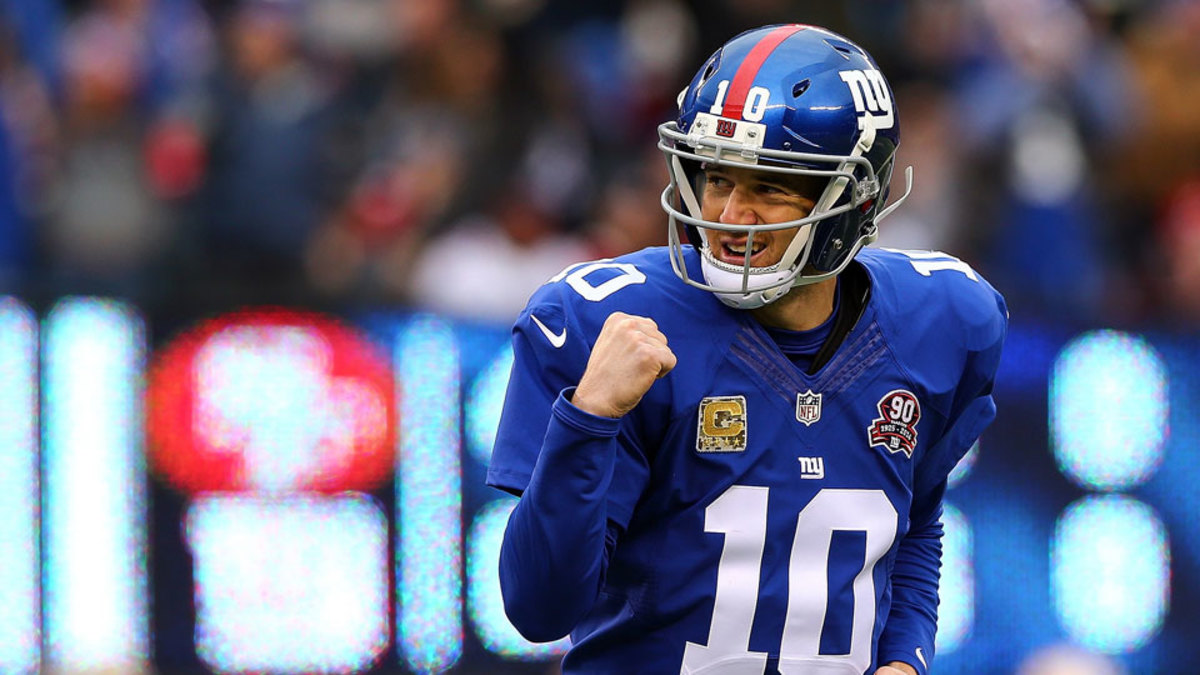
[{"x1": 0, "y1": 297, "x2": 1194, "y2": 673}]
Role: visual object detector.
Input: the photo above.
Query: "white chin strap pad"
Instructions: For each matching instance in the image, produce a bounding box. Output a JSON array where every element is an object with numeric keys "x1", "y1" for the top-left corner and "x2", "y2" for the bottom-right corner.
[{"x1": 700, "y1": 252, "x2": 794, "y2": 309}]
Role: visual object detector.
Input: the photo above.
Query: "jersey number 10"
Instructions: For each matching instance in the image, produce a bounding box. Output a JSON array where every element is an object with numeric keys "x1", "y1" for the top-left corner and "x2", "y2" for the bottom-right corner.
[{"x1": 681, "y1": 486, "x2": 898, "y2": 674}]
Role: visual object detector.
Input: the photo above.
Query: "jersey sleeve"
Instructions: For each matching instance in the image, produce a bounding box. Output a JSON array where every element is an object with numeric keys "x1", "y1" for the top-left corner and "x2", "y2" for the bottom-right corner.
[
  {"x1": 486, "y1": 286, "x2": 654, "y2": 529},
  {"x1": 878, "y1": 263, "x2": 1009, "y2": 674},
  {"x1": 914, "y1": 279, "x2": 1008, "y2": 500},
  {"x1": 497, "y1": 390, "x2": 626, "y2": 642},
  {"x1": 485, "y1": 280, "x2": 657, "y2": 641},
  {"x1": 485, "y1": 299, "x2": 588, "y2": 495}
]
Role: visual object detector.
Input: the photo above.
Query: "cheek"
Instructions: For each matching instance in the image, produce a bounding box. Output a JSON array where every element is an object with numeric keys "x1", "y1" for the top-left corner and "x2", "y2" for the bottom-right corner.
[
  {"x1": 767, "y1": 226, "x2": 803, "y2": 250},
  {"x1": 699, "y1": 196, "x2": 724, "y2": 221}
]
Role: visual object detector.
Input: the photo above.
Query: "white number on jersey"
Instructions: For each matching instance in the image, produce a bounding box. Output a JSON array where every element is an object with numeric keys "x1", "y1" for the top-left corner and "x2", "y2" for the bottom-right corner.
[
  {"x1": 886, "y1": 248, "x2": 979, "y2": 281},
  {"x1": 550, "y1": 261, "x2": 647, "y2": 302},
  {"x1": 682, "y1": 487, "x2": 898, "y2": 674}
]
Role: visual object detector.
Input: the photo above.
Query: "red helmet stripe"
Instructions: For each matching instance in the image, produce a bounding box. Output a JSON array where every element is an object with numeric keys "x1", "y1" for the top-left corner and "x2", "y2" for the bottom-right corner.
[{"x1": 721, "y1": 24, "x2": 806, "y2": 120}]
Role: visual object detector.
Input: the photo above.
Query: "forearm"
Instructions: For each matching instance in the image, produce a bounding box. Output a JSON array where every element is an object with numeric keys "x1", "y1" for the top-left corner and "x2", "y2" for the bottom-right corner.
[
  {"x1": 498, "y1": 391, "x2": 622, "y2": 642},
  {"x1": 877, "y1": 494, "x2": 944, "y2": 675}
]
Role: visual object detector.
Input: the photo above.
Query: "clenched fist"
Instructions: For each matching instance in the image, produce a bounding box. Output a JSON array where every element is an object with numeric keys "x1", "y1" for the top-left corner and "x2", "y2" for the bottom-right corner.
[{"x1": 572, "y1": 312, "x2": 677, "y2": 418}]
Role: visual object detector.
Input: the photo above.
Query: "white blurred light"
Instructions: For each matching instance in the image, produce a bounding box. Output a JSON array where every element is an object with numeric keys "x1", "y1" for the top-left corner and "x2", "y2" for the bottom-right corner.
[
  {"x1": 1052, "y1": 495, "x2": 1169, "y2": 653},
  {"x1": 1050, "y1": 331, "x2": 1167, "y2": 490},
  {"x1": 396, "y1": 317, "x2": 463, "y2": 673},
  {"x1": 187, "y1": 494, "x2": 389, "y2": 673},
  {"x1": 0, "y1": 298, "x2": 39, "y2": 674},
  {"x1": 936, "y1": 503, "x2": 973, "y2": 653},
  {"x1": 42, "y1": 298, "x2": 148, "y2": 672},
  {"x1": 195, "y1": 325, "x2": 387, "y2": 491},
  {"x1": 465, "y1": 345, "x2": 513, "y2": 465},
  {"x1": 467, "y1": 498, "x2": 570, "y2": 659}
]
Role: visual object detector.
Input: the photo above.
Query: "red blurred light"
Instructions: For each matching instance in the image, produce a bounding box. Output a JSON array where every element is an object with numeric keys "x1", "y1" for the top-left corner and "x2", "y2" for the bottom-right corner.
[{"x1": 146, "y1": 308, "x2": 396, "y2": 494}]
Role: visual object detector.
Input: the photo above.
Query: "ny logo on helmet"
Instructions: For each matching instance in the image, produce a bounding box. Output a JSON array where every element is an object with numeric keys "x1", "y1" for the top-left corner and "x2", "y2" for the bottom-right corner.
[{"x1": 839, "y1": 69, "x2": 894, "y2": 131}]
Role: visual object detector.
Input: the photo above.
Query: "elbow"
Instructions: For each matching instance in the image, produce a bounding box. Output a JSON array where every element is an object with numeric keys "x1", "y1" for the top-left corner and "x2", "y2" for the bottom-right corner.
[
  {"x1": 500, "y1": 581, "x2": 578, "y2": 644},
  {"x1": 507, "y1": 612, "x2": 573, "y2": 645},
  {"x1": 495, "y1": 496, "x2": 609, "y2": 643},
  {"x1": 498, "y1": 549, "x2": 588, "y2": 643}
]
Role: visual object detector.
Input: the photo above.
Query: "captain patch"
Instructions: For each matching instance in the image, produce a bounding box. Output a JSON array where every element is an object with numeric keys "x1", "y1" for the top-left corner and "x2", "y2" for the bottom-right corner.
[{"x1": 697, "y1": 396, "x2": 747, "y2": 453}]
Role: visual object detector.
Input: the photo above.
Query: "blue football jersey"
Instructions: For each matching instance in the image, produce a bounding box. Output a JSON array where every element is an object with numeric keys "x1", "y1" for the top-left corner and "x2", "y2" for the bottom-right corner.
[{"x1": 487, "y1": 245, "x2": 1007, "y2": 674}]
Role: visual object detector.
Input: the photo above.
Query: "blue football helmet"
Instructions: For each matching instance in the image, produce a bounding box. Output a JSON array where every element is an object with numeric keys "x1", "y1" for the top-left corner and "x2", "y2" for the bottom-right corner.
[{"x1": 658, "y1": 24, "x2": 912, "y2": 308}]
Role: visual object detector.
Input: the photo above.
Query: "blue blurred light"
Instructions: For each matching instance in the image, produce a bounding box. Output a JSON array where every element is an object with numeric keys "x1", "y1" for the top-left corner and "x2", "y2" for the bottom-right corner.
[
  {"x1": 467, "y1": 498, "x2": 571, "y2": 659},
  {"x1": 0, "y1": 298, "x2": 39, "y2": 674},
  {"x1": 396, "y1": 317, "x2": 463, "y2": 673},
  {"x1": 188, "y1": 495, "x2": 390, "y2": 673},
  {"x1": 42, "y1": 298, "x2": 148, "y2": 671},
  {"x1": 1050, "y1": 330, "x2": 1167, "y2": 490},
  {"x1": 1052, "y1": 495, "x2": 1169, "y2": 653},
  {"x1": 465, "y1": 345, "x2": 513, "y2": 465},
  {"x1": 994, "y1": 324, "x2": 1064, "y2": 393}
]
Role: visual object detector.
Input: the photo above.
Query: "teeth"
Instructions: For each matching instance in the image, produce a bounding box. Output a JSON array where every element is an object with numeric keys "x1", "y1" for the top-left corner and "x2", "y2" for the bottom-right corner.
[{"x1": 727, "y1": 242, "x2": 764, "y2": 255}]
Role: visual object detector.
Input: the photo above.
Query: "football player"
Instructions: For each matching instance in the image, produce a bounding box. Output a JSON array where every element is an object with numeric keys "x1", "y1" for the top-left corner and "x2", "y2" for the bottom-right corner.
[{"x1": 487, "y1": 23, "x2": 1007, "y2": 675}]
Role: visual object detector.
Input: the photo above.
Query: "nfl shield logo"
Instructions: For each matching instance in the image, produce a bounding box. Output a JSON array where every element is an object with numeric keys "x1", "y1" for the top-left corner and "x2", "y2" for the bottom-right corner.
[{"x1": 796, "y1": 390, "x2": 822, "y2": 426}]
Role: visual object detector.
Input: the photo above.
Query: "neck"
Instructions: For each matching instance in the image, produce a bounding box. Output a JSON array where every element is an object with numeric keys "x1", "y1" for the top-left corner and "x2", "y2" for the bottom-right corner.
[{"x1": 749, "y1": 278, "x2": 837, "y2": 331}]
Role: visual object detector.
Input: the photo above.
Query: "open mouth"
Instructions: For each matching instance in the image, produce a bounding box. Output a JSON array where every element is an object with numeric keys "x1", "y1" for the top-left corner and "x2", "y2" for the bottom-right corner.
[{"x1": 720, "y1": 238, "x2": 769, "y2": 266}]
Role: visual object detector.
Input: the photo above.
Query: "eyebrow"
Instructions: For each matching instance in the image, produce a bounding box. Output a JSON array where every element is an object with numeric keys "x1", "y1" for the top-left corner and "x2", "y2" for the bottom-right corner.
[{"x1": 702, "y1": 167, "x2": 821, "y2": 199}]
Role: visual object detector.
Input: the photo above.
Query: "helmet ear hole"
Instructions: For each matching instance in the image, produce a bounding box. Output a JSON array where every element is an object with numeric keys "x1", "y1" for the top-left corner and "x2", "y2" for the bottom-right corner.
[
  {"x1": 792, "y1": 79, "x2": 810, "y2": 98},
  {"x1": 699, "y1": 54, "x2": 721, "y2": 88}
]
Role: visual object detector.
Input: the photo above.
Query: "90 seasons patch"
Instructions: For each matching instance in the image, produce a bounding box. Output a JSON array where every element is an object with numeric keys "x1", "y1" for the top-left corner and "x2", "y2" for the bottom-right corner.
[
  {"x1": 867, "y1": 389, "x2": 921, "y2": 458},
  {"x1": 697, "y1": 396, "x2": 747, "y2": 453}
]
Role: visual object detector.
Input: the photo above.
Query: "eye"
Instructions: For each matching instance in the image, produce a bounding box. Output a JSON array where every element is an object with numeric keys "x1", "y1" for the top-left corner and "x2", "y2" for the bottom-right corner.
[{"x1": 704, "y1": 173, "x2": 731, "y2": 190}]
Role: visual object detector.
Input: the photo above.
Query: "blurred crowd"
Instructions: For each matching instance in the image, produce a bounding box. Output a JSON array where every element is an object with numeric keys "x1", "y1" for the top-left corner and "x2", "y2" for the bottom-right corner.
[{"x1": 1, "y1": 0, "x2": 1198, "y2": 327}]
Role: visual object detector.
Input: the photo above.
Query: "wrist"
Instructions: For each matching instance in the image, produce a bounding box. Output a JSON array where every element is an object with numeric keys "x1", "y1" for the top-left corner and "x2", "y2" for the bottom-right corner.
[{"x1": 568, "y1": 387, "x2": 624, "y2": 419}]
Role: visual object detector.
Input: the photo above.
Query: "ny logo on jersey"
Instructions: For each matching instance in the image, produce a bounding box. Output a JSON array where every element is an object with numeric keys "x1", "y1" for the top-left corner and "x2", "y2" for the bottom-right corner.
[
  {"x1": 797, "y1": 456, "x2": 825, "y2": 480},
  {"x1": 838, "y1": 69, "x2": 894, "y2": 131},
  {"x1": 795, "y1": 390, "x2": 822, "y2": 426},
  {"x1": 696, "y1": 396, "x2": 747, "y2": 453}
]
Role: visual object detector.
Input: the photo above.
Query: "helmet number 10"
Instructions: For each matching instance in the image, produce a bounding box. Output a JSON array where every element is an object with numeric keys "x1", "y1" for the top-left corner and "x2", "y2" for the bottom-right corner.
[{"x1": 708, "y1": 80, "x2": 771, "y2": 123}]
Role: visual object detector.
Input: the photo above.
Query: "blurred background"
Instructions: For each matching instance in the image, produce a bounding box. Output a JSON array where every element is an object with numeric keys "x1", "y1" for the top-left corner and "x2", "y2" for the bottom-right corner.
[{"x1": 0, "y1": 0, "x2": 1197, "y2": 673}]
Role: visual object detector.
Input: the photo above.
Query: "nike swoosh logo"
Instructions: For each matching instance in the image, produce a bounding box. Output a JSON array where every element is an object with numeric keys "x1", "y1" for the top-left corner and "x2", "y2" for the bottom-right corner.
[
  {"x1": 915, "y1": 647, "x2": 928, "y2": 669},
  {"x1": 531, "y1": 314, "x2": 566, "y2": 348}
]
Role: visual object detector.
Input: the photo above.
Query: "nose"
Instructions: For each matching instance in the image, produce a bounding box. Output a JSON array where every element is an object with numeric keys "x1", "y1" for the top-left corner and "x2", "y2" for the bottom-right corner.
[{"x1": 719, "y1": 186, "x2": 758, "y2": 225}]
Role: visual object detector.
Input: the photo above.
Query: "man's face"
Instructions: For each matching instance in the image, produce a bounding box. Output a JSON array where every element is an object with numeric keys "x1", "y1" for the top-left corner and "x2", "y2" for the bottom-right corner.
[{"x1": 698, "y1": 164, "x2": 821, "y2": 269}]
